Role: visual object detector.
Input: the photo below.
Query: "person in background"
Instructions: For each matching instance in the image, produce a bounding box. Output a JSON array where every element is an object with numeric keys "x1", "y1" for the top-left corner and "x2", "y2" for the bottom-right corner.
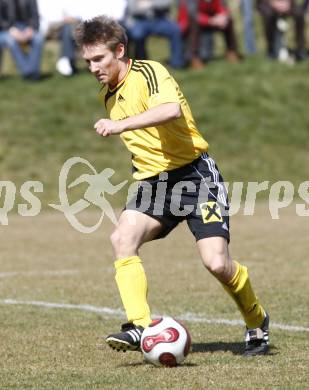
[
  {"x1": 0, "y1": 0, "x2": 43, "y2": 80},
  {"x1": 0, "y1": 0, "x2": 15, "y2": 73},
  {"x1": 37, "y1": 0, "x2": 127, "y2": 76},
  {"x1": 54, "y1": 2, "x2": 81, "y2": 77},
  {"x1": 257, "y1": 0, "x2": 306, "y2": 60},
  {"x1": 302, "y1": 0, "x2": 309, "y2": 57},
  {"x1": 124, "y1": 0, "x2": 185, "y2": 69},
  {"x1": 178, "y1": 0, "x2": 241, "y2": 69},
  {"x1": 239, "y1": 0, "x2": 256, "y2": 54}
]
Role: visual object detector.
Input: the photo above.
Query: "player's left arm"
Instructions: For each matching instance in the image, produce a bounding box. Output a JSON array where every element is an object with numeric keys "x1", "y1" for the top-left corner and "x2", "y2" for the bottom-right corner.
[{"x1": 94, "y1": 102, "x2": 181, "y2": 137}]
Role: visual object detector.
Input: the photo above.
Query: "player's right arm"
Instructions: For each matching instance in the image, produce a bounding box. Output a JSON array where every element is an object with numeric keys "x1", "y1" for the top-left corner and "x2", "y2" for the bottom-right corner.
[{"x1": 94, "y1": 102, "x2": 181, "y2": 137}]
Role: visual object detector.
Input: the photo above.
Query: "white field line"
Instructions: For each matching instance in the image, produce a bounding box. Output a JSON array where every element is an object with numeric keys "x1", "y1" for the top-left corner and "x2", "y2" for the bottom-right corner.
[
  {"x1": 0, "y1": 270, "x2": 79, "y2": 278},
  {"x1": 1, "y1": 299, "x2": 309, "y2": 333}
]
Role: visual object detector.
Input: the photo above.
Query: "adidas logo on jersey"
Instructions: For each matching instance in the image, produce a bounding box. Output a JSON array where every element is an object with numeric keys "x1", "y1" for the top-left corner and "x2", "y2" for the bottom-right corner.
[{"x1": 118, "y1": 94, "x2": 125, "y2": 102}]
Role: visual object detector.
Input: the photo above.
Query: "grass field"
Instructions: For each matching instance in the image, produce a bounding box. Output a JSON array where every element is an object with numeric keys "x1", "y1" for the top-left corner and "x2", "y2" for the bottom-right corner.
[{"x1": 0, "y1": 204, "x2": 309, "y2": 389}]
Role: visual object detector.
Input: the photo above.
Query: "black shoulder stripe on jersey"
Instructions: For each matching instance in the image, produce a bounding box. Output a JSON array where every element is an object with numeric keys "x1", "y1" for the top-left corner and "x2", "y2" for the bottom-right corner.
[
  {"x1": 132, "y1": 62, "x2": 158, "y2": 96},
  {"x1": 132, "y1": 63, "x2": 153, "y2": 93},
  {"x1": 134, "y1": 62, "x2": 156, "y2": 95},
  {"x1": 132, "y1": 65, "x2": 152, "y2": 96},
  {"x1": 138, "y1": 61, "x2": 158, "y2": 94}
]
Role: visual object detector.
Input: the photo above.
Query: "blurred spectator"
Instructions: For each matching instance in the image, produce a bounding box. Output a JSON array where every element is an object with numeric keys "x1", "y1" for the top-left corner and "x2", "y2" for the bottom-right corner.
[
  {"x1": 257, "y1": 0, "x2": 306, "y2": 60},
  {"x1": 0, "y1": 0, "x2": 44, "y2": 80},
  {"x1": 178, "y1": 0, "x2": 241, "y2": 69},
  {"x1": 0, "y1": 0, "x2": 15, "y2": 72},
  {"x1": 124, "y1": 0, "x2": 185, "y2": 69},
  {"x1": 0, "y1": 1, "x2": 15, "y2": 35},
  {"x1": 37, "y1": 0, "x2": 127, "y2": 76},
  {"x1": 239, "y1": 0, "x2": 256, "y2": 54}
]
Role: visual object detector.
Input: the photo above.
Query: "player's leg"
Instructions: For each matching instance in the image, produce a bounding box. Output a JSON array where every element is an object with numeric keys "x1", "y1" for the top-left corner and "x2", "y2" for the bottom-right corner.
[
  {"x1": 111, "y1": 209, "x2": 163, "y2": 329},
  {"x1": 129, "y1": 19, "x2": 150, "y2": 60},
  {"x1": 106, "y1": 210, "x2": 164, "y2": 351},
  {"x1": 196, "y1": 236, "x2": 269, "y2": 356},
  {"x1": 183, "y1": 154, "x2": 269, "y2": 355},
  {"x1": 197, "y1": 237, "x2": 265, "y2": 326},
  {"x1": 152, "y1": 18, "x2": 184, "y2": 68}
]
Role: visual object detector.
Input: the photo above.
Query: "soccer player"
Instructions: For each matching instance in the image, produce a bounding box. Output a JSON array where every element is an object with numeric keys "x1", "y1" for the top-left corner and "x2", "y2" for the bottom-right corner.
[{"x1": 74, "y1": 16, "x2": 270, "y2": 357}]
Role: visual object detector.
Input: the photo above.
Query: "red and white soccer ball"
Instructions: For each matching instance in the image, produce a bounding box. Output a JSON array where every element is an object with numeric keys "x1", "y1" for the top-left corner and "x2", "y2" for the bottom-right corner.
[{"x1": 141, "y1": 317, "x2": 191, "y2": 367}]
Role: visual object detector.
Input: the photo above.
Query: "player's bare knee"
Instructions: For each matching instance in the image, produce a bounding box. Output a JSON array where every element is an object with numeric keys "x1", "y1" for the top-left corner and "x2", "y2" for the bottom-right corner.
[
  {"x1": 110, "y1": 227, "x2": 138, "y2": 257},
  {"x1": 203, "y1": 254, "x2": 229, "y2": 277},
  {"x1": 110, "y1": 228, "x2": 127, "y2": 252},
  {"x1": 206, "y1": 261, "x2": 226, "y2": 276}
]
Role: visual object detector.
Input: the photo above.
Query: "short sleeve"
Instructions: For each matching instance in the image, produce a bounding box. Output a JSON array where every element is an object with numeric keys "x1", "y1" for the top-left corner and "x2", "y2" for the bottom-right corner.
[{"x1": 142, "y1": 62, "x2": 181, "y2": 109}]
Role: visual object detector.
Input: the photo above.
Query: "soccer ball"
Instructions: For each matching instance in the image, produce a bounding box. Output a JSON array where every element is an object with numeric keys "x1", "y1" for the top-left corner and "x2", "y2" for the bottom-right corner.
[{"x1": 141, "y1": 317, "x2": 191, "y2": 367}]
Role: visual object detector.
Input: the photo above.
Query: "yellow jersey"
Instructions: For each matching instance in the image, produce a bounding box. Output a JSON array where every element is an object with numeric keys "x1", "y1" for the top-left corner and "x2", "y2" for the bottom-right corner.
[{"x1": 99, "y1": 59, "x2": 209, "y2": 180}]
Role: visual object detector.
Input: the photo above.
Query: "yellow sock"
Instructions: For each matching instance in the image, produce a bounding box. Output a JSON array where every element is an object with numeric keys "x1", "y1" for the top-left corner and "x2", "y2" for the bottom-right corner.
[
  {"x1": 114, "y1": 255, "x2": 151, "y2": 328},
  {"x1": 222, "y1": 261, "x2": 265, "y2": 328}
]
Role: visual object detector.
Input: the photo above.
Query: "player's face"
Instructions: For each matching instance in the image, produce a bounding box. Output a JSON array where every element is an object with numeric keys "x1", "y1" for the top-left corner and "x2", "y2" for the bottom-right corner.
[{"x1": 82, "y1": 43, "x2": 124, "y2": 86}]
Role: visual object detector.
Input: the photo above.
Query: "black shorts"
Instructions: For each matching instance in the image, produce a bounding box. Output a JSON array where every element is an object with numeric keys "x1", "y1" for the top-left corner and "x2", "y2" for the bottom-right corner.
[{"x1": 125, "y1": 153, "x2": 230, "y2": 242}]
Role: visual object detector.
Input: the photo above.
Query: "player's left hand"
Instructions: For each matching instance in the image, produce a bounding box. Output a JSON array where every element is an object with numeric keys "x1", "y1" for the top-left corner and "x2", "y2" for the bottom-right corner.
[{"x1": 94, "y1": 119, "x2": 124, "y2": 137}]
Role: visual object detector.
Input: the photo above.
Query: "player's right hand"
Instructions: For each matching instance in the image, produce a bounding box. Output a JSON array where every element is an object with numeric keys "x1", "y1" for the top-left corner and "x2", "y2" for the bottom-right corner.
[{"x1": 94, "y1": 119, "x2": 124, "y2": 137}]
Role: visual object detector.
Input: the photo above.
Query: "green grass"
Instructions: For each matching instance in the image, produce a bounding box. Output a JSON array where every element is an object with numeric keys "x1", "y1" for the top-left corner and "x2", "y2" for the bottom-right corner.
[{"x1": 0, "y1": 205, "x2": 308, "y2": 389}]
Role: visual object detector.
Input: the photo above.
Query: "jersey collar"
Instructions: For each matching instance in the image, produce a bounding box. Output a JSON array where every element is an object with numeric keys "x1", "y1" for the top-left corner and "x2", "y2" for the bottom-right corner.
[{"x1": 108, "y1": 58, "x2": 132, "y2": 93}]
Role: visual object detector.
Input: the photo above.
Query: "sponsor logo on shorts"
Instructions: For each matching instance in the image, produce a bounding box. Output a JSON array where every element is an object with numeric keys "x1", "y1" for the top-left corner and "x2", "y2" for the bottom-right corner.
[{"x1": 200, "y1": 201, "x2": 223, "y2": 224}]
